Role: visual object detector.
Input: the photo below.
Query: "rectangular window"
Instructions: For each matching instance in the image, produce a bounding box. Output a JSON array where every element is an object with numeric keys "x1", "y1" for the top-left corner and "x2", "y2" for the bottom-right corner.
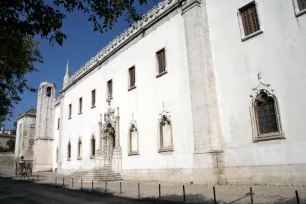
[
  {"x1": 79, "y1": 97, "x2": 82, "y2": 113},
  {"x1": 239, "y1": 2, "x2": 260, "y2": 36},
  {"x1": 298, "y1": 0, "x2": 306, "y2": 11},
  {"x1": 68, "y1": 104, "x2": 72, "y2": 119},
  {"x1": 57, "y1": 118, "x2": 60, "y2": 130},
  {"x1": 91, "y1": 89, "x2": 96, "y2": 107},
  {"x1": 107, "y1": 80, "x2": 113, "y2": 98},
  {"x1": 129, "y1": 66, "x2": 136, "y2": 89},
  {"x1": 156, "y1": 48, "x2": 166, "y2": 74}
]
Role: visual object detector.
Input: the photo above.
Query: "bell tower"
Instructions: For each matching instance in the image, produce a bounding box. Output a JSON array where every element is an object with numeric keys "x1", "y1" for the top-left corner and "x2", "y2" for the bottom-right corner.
[{"x1": 33, "y1": 82, "x2": 56, "y2": 172}]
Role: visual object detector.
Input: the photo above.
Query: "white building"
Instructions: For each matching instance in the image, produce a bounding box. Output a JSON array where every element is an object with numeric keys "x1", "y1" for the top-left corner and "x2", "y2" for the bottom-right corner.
[{"x1": 16, "y1": 0, "x2": 306, "y2": 185}]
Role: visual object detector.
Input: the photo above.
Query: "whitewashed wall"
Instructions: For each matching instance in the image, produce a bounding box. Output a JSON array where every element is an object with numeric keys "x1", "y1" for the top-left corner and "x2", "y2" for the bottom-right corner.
[
  {"x1": 52, "y1": 105, "x2": 60, "y2": 171},
  {"x1": 58, "y1": 11, "x2": 194, "y2": 175},
  {"x1": 207, "y1": 0, "x2": 306, "y2": 183}
]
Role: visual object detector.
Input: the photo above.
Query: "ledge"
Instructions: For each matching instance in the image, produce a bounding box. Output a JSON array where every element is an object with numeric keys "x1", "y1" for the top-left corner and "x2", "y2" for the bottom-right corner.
[
  {"x1": 253, "y1": 133, "x2": 285, "y2": 143},
  {"x1": 242, "y1": 30, "x2": 263, "y2": 42},
  {"x1": 91, "y1": 106, "x2": 96, "y2": 109},
  {"x1": 158, "y1": 147, "x2": 173, "y2": 153},
  {"x1": 128, "y1": 86, "x2": 136, "y2": 91},
  {"x1": 128, "y1": 151, "x2": 139, "y2": 156},
  {"x1": 156, "y1": 71, "x2": 168, "y2": 78},
  {"x1": 296, "y1": 9, "x2": 306, "y2": 17}
]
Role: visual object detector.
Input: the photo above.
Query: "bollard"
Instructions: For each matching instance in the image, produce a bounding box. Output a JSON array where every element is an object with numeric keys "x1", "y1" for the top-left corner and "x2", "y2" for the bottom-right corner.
[
  {"x1": 105, "y1": 180, "x2": 107, "y2": 192},
  {"x1": 92, "y1": 180, "x2": 93, "y2": 190},
  {"x1": 55, "y1": 177, "x2": 57, "y2": 185},
  {"x1": 213, "y1": 186, "x2": 217, "y2": 204},
  {"x1": 63, "y1": 177, "x2": 64, "y2": 187},
  {"x1": 72, "y1": 178, "x2": 74, "y2": 188},
  {"x1": 159, "y1": 184, "x2": 161, "y2": 200},
  {"x1": 38, "y1": 175, "x2": 39, "y2": 181},
  {"x1": 120, "y1": 182, "x2": 122, "y2": 194},
  {"x1": 183, "y1": 185, "x2": 186, "y2": 202},
  {"x1": 250, "y1": 187, "x2": 253, "y2": 204},
  {"x1": 295, "y1": 190, "x2": 300, "y2": 204},
  {"x1": 138, "y1": 183, "x2": 140, "y2": 199},
  {"x1": 81, "y1": 179, "x2": 83, "y2": 189}
]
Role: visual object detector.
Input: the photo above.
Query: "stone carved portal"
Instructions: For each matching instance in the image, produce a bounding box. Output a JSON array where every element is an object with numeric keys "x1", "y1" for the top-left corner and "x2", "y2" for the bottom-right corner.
[{"x1": 96, "y1": 95, "x2": 122, "y2": 173}]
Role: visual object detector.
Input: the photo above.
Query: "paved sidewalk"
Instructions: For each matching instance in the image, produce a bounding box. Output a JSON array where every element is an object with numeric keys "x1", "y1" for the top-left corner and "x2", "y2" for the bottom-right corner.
[{"x1": 4, "y1": 172, "x2": 306, "y2": 204}]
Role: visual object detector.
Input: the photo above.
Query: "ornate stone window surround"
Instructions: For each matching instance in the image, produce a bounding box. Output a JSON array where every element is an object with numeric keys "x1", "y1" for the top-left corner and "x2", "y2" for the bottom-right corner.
[
  {"x1": 157, "y1": 103, "x2": 173, "y2": 153},
  {"x1": 237, "y1": 1, "x2": 264, "y2": 42},
  {"x1": 250, "y1": 73, "x2": 285, "y2": 142},
  {"x1": 293, "y1": 0, "x2": 306, "y2": 17},
  {"x1": 156, "y1": 47, "x2": 168, "y2": 78},
  {"x1": 128, "y1": 115, "x2": 139, "y2": 156}
]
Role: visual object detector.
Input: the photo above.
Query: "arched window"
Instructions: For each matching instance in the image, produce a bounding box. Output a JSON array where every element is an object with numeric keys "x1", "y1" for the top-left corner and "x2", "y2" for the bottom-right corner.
[
  {"x1": 90, "y1": 136, "x2": 95, "y2": 158},
  {"x1": 128, "y1": 122, "x2": 139, "y2": 156},
  {"x1": 252, "y1": 90, "x2": 283, "y2": 142},
  {"x1": 46, "y1": 87, "x2": 52, "y2": 97},
  {"x1": 77, "y1": 139, "x2": 82, "y2": 159},
  {"x1": 67, "y1": 141, "x2": 71, "y2": 160}
]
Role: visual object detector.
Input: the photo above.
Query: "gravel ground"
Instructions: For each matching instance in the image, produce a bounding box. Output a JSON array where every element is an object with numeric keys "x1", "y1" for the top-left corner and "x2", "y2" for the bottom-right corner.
[{"x1": 3, "y1": 172, "x2": 306, "y2": 204}]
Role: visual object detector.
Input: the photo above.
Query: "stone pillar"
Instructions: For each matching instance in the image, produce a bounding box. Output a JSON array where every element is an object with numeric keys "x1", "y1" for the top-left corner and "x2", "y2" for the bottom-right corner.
[
  {"x1": 181, "y1": 0, "x2": 224, "y2": 184},
  {"x1": 112, "y1": 108, "x2": 122, "y2": 173}
]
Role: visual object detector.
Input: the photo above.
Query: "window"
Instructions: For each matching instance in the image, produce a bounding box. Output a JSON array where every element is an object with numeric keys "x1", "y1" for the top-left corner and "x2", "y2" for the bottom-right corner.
[
  {"x1": 91, "y1": 90, "x2": 96, "y2": 107},
  {"x1": 67, "y1": 141, "x2": 71, "y2": 160},
  {"x1": 294, "y1": 0, "x2": 306, "y2": 16},
  {"x1": 90, "y1": 136, "x2": 95, "y2": 158},
  {"x1": 79, "y1": 97, "x2": 83, "y2": 113},
  {"x1": 252, "y1": 90, "x2": 283, "y2": 142},
  {"x1": 128, "y1": 121, "x2": 139, "y2": 156},
  {"x1": 239, "y1": 2, "x2": 260, "y2": 37},
  {"x1": 68, "y1": 104, "x2": 72, "y2": 119},
  {"x1": 46, "y1": 87, "x2": 52, "y2": 97},
  {"x1": 128, "y1": 66, "x2": 136, "y2": 90},
  {"x1": 107, "y1": 80, "x2": 113, "y2": 98},
  {"x1": 57, "y1": 118, "x2": 60, "y2": 130},
  {"x1": 298, "y1": 0, "x2": 306, "y2": 11},
  {"x1": 56, "y1": 147, "x2": 58, "y2": 162},
  {"x1": 77, "y1": 139, "x2": 82, "y2": 159},
  {"x1": 156, "y1": 48, "x2": 166, "y2": 75}
]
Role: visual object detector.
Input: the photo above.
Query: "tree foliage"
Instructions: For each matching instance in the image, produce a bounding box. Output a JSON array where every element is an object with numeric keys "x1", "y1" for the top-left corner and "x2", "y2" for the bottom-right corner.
[{"x1": 0, "y1": 0, "x2": 148, "y2": 125}]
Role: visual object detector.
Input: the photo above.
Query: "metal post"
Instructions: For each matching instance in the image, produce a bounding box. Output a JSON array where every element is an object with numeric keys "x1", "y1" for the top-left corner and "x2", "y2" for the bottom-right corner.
[
  {"x1": 120, "y1": 182, "x2": 122, "y2": 194},
  {"x1": 72, "y1": 178, "x2": 74, "y2": 188},
  {"x1": 213, "y1": 186, "x2": 217, "y2": 204},
  {"x1": 37, "y1": 175, "x2": 39, "y2": 181},
  {"x1": 159, "y1": 184, "x2": 161, "y2": 200},
  {"x1": 295, "y1": 190, "x2": 300, "y2": 204},
  {"x1": 250, "y1": 187, "x2": 253, "y2": 204},
  {"x1": 105, "y1": 180, "x2": 107, "y2": 192},
  {"x1": 55, "y1": 177, "x2": 57, "y2": 185},
  {"x1": 183, "y1": 185, "x2": 186, "y2": 202},
  {"x1": 81, "y1": 179, "x2": 83, "y2": 189},
  {"x1": 138, "y1": 183, "x2": 140, "y2": 199},
  {"x1": 63, "y1": 177, "x2": 64, "y2": 187},
  {"x1": 92, "y1": 180, "x2": 93, "y2": 190}
]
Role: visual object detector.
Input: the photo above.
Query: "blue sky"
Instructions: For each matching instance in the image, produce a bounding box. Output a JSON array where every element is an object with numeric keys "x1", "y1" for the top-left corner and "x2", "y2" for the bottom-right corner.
[{"x1": 4, "y1": 1, "x2": 159, "y2": 129}]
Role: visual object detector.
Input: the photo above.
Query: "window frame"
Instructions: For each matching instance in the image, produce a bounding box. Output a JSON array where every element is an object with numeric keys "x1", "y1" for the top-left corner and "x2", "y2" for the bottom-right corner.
[
  {"x1": 90, "y1": 136, "x2": 96, "y2": 159},
  {"x1": 237, "y1": 1, "x2": 263, "y2": 42},
  {"x1": 128, "y1": 122, "x2": 139, "y2": 156},
  {"x1": 293, "y1": 0, "x2": 306, "y2": 17},
  {"x1": 128, "y1": 66, "x2": 136, "y2": 91},
  {"x1": 250, "y1": 90, "x2": 284, "y2": 142},
  {"x1": 77, "y1": 139, "x2": 82, "y2": 160},
  {"x1": 156, "y1": 48, "x2": 168, "y2": 78},
  {"x1": 57, "y1": 118, "x2": 60, "y2": 130},
  {"x1": 91, "y1": 89, "x2": 96, "y2": 108},
  {"x1": 157, "y1": 107, "x2": 173, "y2": 153},
  {"x1": 67, "y1": 141, "x2": 71, "y2": 161}
]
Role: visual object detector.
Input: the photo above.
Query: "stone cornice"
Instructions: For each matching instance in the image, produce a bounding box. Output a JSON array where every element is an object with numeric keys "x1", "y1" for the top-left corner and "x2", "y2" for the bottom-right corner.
[{"x1": 61, "y1": 0, "x2": 181, "y2": 92}]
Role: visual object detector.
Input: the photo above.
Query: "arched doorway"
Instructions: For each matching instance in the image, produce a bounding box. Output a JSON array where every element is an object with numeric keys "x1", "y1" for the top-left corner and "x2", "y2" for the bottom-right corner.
[{"x1": 103, "y1": 123, "x2": 116, "y2": 163}]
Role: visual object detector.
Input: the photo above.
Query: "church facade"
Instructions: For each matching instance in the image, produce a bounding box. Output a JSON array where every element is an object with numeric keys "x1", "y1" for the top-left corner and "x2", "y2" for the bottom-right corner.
[{"x1": 15, "y1": 0, "x2": 306, "y2": 185}]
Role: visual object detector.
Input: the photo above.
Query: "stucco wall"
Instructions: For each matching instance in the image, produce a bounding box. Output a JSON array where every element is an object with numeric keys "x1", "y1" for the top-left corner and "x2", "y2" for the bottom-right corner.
[
  {"x1": 207, "y1": 0, "x2": 306, "y2": 184},
  {"x1": 57, "y1": 10, "x2": 194, "y2": 174}
]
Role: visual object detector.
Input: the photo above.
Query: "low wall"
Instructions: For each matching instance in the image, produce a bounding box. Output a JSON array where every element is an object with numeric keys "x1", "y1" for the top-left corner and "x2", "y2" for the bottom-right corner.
[{"x1": 0, "y1": 152, "x2": 15, "y2": 174}]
